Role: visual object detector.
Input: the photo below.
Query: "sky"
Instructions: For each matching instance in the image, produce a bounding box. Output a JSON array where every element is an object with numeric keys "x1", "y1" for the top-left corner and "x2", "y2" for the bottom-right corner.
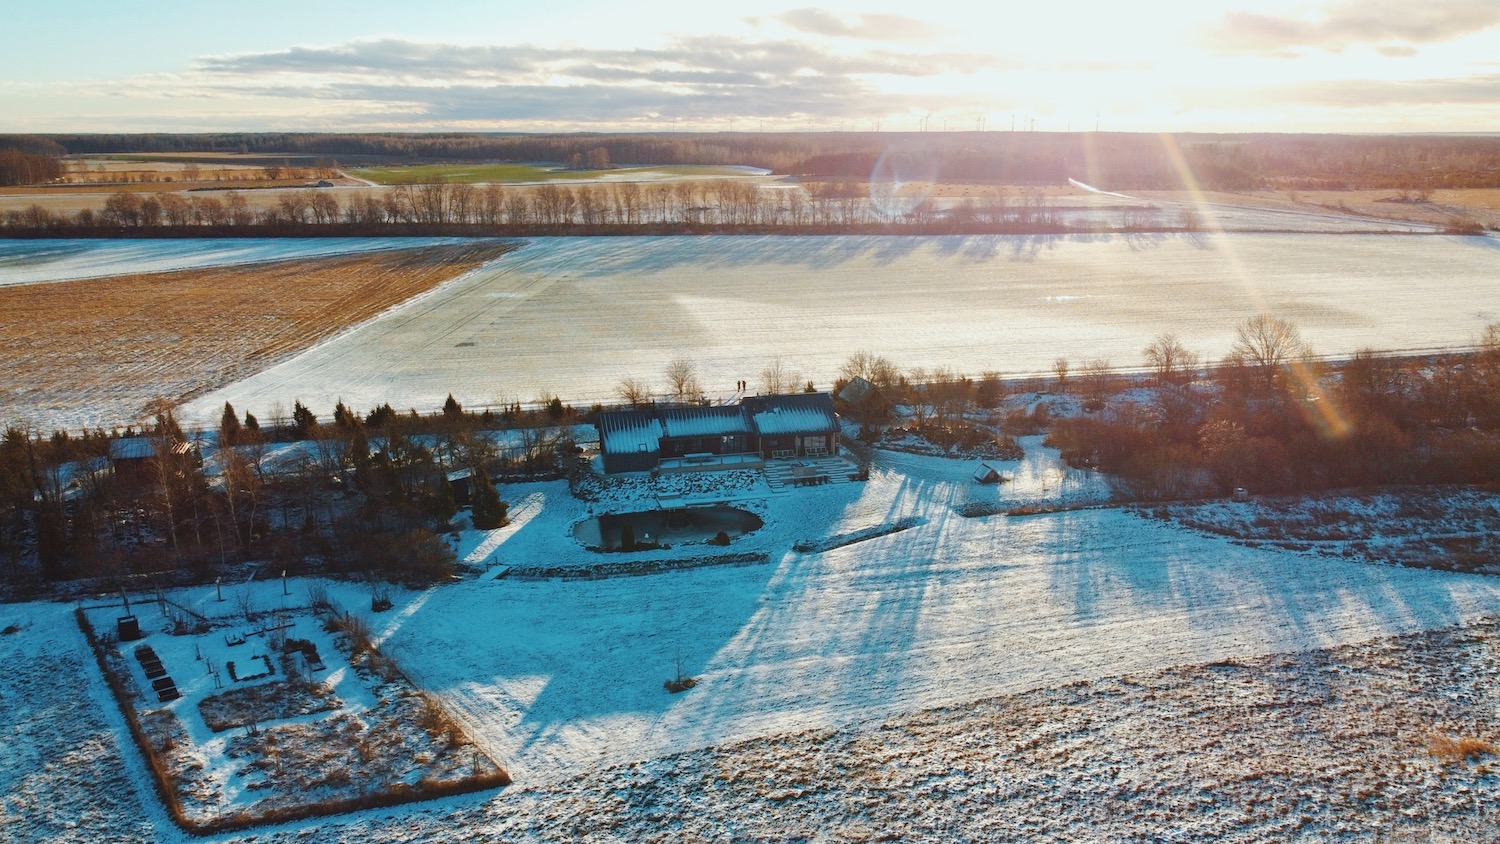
[{"x1": 3, "y1": 0, "x2": 1500, "y2": 134}]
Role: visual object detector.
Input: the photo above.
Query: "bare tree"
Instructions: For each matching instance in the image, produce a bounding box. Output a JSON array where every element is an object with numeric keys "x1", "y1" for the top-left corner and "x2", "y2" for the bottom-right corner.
[
  {"x1": 481, "y1": 184, "x2": 504, "y2": 225},
  {"x1": 1231, "y1": 315, "x2": 1312, "y2": 390},
  {"x1": 225, "y1": 191, "x2": 253, "y2": 226},
  {"x1": 615, "y1": 181, "x2": 641, "y2": 225},
  {"x1": 1052, "y1": 358, "x2": 1070, "y2": 393},
  {"x1": 664, "y1": 358, "x2": 701, "y2": 403},
  {"x1": 158, "y1": 193, "x2": 192, "y2": 226},
  {"x1": 1081, "y1": 358, "x2": 1112, "y2": 402},
  {"x1": 839, "y1": 351, "x2": 901, "y2": 389},
  {"x1": 309, "y1": 192, "x2": 341, "y2": 225},
  {"x1": 1143, "y1": 333, "x2": 1199, "y2": 386},
  {"x1": 615, "y1": 378, "x2": 651, "y2": 408},
  {"x1": 759, "y1": 356, "x2": 799, "y2": 396}
]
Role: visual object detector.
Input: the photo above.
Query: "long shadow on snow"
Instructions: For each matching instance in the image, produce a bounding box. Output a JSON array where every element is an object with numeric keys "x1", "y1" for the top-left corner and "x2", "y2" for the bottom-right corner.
[
  {"x1": 1043, "y1": 508, "x2": 1499, "y2": 662},
  {"x1": 503, "y1": 233, "x2": 1186, "y2": 281},
  {"x1": 379, "y1": 550, "x2": 781, "y2": 768}
]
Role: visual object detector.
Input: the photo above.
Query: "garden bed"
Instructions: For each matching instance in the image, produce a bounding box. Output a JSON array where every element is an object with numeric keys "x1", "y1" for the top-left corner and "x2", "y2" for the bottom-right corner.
[{"x1": 78, "y1": 587, "x2": 509, "y2": 833}]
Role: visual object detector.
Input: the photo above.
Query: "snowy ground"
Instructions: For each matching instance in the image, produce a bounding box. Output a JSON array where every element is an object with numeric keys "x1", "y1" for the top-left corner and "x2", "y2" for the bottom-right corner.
[
  {"x1": 1160, "y1": 488, "x2": 1500, "y2": 574},
  {"x1": 5, "y1": 441, "x2": 1500, "y2": 841},
  {"x1": 177, "y1": 233, "x2": 1500, "y2": 426},
  {"x1": 384, "y1": 443, "x2": 1500, "y2": 784}
]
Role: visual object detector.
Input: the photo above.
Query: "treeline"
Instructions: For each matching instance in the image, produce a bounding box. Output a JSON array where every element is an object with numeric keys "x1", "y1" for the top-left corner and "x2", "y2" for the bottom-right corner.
[
  {"x1": 1045, "y1": 319, "x2": 1500, "y2": 499},
  {"x1": 0, "y1": 149, "x2": 64, "y2": 186},
  {"x1": 0, "y1": 394, "x2": 581, "y2": 592},
  {"x1": 9, "y1": 131, "x2": 1500, "y2": 191},
  {"x1": 0, "y1": 180, "x2": 1182, "y2": 235}
]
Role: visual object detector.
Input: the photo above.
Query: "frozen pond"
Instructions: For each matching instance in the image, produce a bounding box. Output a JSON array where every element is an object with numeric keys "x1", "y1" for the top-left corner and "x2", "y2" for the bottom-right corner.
[
  {"x1": 179, "y1": 233, "x2": 1500, "y2": 423},
  {"x1": 0, "y1": 237, "x2": 476, "y2": 286}
]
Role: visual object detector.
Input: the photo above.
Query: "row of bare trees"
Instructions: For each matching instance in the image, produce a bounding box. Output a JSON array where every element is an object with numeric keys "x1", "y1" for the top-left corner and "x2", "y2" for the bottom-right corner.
[
  {"x1": 614, "y1": 356, "x2": 817, "y2": 409},
  {"x1": 3, "y1": 180, "x2": 1127, "y2": 233}
]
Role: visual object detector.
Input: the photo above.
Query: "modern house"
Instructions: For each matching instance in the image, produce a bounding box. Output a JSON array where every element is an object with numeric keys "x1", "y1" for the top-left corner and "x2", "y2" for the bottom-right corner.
[{"x1": 597, "y1": 392, "x2": 841, "y2": 474}]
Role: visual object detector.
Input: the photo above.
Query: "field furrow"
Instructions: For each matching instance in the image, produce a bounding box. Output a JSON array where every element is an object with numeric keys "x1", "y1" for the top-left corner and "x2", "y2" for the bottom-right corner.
[{"x1": 0, "y1": 242, "x2": 513, "y2": 431}]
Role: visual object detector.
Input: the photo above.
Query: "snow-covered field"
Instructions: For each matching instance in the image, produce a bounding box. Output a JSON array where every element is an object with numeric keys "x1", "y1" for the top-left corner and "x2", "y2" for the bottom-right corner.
[
  {"x1": 5, "y1": 440, "x2": 1500, "y2": 841},
  {"x1": 0, "y1": 238, "x2": 474, "y2": 287},
  {"x1": 179, "y1": 233, "x2": 1500, "y2": 424},
  {"x1": 388, "y1": 444, "x2": 1500, "y2": 783}
]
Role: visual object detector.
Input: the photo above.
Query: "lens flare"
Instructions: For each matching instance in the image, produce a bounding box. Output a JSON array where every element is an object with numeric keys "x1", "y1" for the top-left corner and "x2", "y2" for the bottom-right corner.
[{"x1": 868, "y1": 147, "x2": 939, "y2": 220}]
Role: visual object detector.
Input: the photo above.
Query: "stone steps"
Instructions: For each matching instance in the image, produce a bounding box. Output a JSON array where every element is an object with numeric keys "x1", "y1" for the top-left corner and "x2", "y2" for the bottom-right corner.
[{"x1": 764, "y1": 456, "x2": 859, "y2": 489}]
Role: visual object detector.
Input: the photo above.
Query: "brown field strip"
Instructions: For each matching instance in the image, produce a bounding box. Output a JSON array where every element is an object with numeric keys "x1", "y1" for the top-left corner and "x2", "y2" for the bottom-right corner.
[{"x1": 0, "y1": 242, "x2": 513, "y2": 431}]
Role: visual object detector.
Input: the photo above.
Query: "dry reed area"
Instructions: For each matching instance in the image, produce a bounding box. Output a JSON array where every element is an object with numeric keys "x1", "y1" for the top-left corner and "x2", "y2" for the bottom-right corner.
[{"x1": 0, "y1": 242, "x2": 512, "y2": 430}]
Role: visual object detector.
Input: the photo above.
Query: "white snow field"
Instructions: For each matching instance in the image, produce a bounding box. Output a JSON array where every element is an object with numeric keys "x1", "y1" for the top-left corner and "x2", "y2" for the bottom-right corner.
[
  {"x1": 381, "y1": 447, "x2": 1500, "y2": 784},
  {"x1": 180, "y1": 233, "x2": 1500, "y2": 424},
  {"x1": 0, "y1": 237, "x2": 474, "y2": 287},
  {"x1": 5, "y1": 442, "x2": 1500, "y2": 841}
]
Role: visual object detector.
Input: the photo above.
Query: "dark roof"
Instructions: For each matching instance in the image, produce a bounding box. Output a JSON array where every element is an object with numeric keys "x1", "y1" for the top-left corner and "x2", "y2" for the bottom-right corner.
[
  {"x1": 111, "y1": 438, "x2": 196, "y2": 460},
  {"x1": 744, "y1": 392, "x2": 839, "y2": 435},
  {"x1": 599, "y1": 393, "x2": 839, "y2": 456},
  {"x1": 110, "y1": 438, "x2": 158, "y2": 460},
  {"x1": 597, "y1": 410, "x2": 662, "y2": 455},
  {"x1": 660, "y1": 405, "x2": 751, "y2": 439},
  {"x1": 837, "y1": 377, "x2": 875, "y2": 404}
]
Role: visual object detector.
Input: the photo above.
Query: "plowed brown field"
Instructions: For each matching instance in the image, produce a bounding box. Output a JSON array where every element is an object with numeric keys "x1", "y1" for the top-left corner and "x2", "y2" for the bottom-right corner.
[{"x1": 0, "y1": 242, "x2": 513, "y2": 431}]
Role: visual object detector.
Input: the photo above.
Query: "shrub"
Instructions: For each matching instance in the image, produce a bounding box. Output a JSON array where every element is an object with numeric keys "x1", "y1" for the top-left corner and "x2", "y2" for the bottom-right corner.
[{"x1": 1429, "y1": 734, "x2": 1497, "y2": 765}]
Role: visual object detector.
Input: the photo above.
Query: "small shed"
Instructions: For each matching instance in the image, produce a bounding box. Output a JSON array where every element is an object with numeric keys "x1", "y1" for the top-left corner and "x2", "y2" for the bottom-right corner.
[
  {"x1": 837, "y1": 376, "x2": 875, "y2": 405},
  {"x1": 109, "y1": 436, "x2": 200, "y2": 484},
  {"x1": 973, "y1": 462, "x2": 1002, "y2": 484},
  {"x1": 446, "y1": 468, "x2": 473, "y2": 507}
]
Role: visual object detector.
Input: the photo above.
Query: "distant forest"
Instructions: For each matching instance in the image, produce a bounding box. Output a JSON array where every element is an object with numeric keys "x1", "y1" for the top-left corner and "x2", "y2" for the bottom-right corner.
[{"x1": 5, "y1": 131, "x2": 1500, "y2": 191}]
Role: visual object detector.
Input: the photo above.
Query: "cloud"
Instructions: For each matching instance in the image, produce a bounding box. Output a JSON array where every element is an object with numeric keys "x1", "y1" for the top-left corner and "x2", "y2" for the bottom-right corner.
[
  {"x1": 775, "y1": 8, "x2": 942, "y2": 42},
  {"x1": 196, "y1": 36, "x2": 997, "y2": 86},
  {"x1": 170, "y1": 37, "x2": 1143, "y2": 130},
  {"x1": 92, "y1": 35, "x2": 1006, "y2": 127},
  {"x1": 1180, "y1": 73, "x2": 1500, "y2": 109},
  {"x1": 1204, "y1": 0, "x2": 1500, "y2": 54}
]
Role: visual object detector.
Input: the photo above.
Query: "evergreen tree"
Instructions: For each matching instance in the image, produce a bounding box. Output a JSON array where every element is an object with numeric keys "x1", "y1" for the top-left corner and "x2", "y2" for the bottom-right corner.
[
  {"x1": 470, "y1": 468, "x2": 507, "y2": 530},
  {"x1": 154, "y1": 410, "x2": 185, "y2": 443},
  {"x1": 220, "y1": 402, "x2": 241, "y2": 447},
  {"x1": 333, "y1": 401, "x2": 357, "y2": 429},
  {"x1": 431, "y1": 473, "x2": 458, "y2": 526},
  {"x1": 292, "y1": 401, "x2": 316, "y2": 439},
  {"x1": 443, "y1": 394, "x2": 463, "y2": 419},
  {"x1": 350, "y1": 425, "x2": 372, "y2": 486},
  {"x1": 36, "y1": 507, "x2": 67, "y2": 580},
  {"x1": 243, "y1": 411, "x2": 259, "y2": 435},
  {"x1": 366, "y1": 403, "x2": 396, "y2": 429}
]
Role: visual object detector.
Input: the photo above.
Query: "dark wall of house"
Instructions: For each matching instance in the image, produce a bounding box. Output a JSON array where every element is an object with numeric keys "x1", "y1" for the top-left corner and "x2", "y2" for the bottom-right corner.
[
  {"x1": 602, "y1": 450, "x2": 659, "y2": 474},
  {"x1": 758, "y1": 433, "x2": 836, "y2": 459},
  {"x1": 659, "y1": 434, "x2": 749, "y2": 458}
]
